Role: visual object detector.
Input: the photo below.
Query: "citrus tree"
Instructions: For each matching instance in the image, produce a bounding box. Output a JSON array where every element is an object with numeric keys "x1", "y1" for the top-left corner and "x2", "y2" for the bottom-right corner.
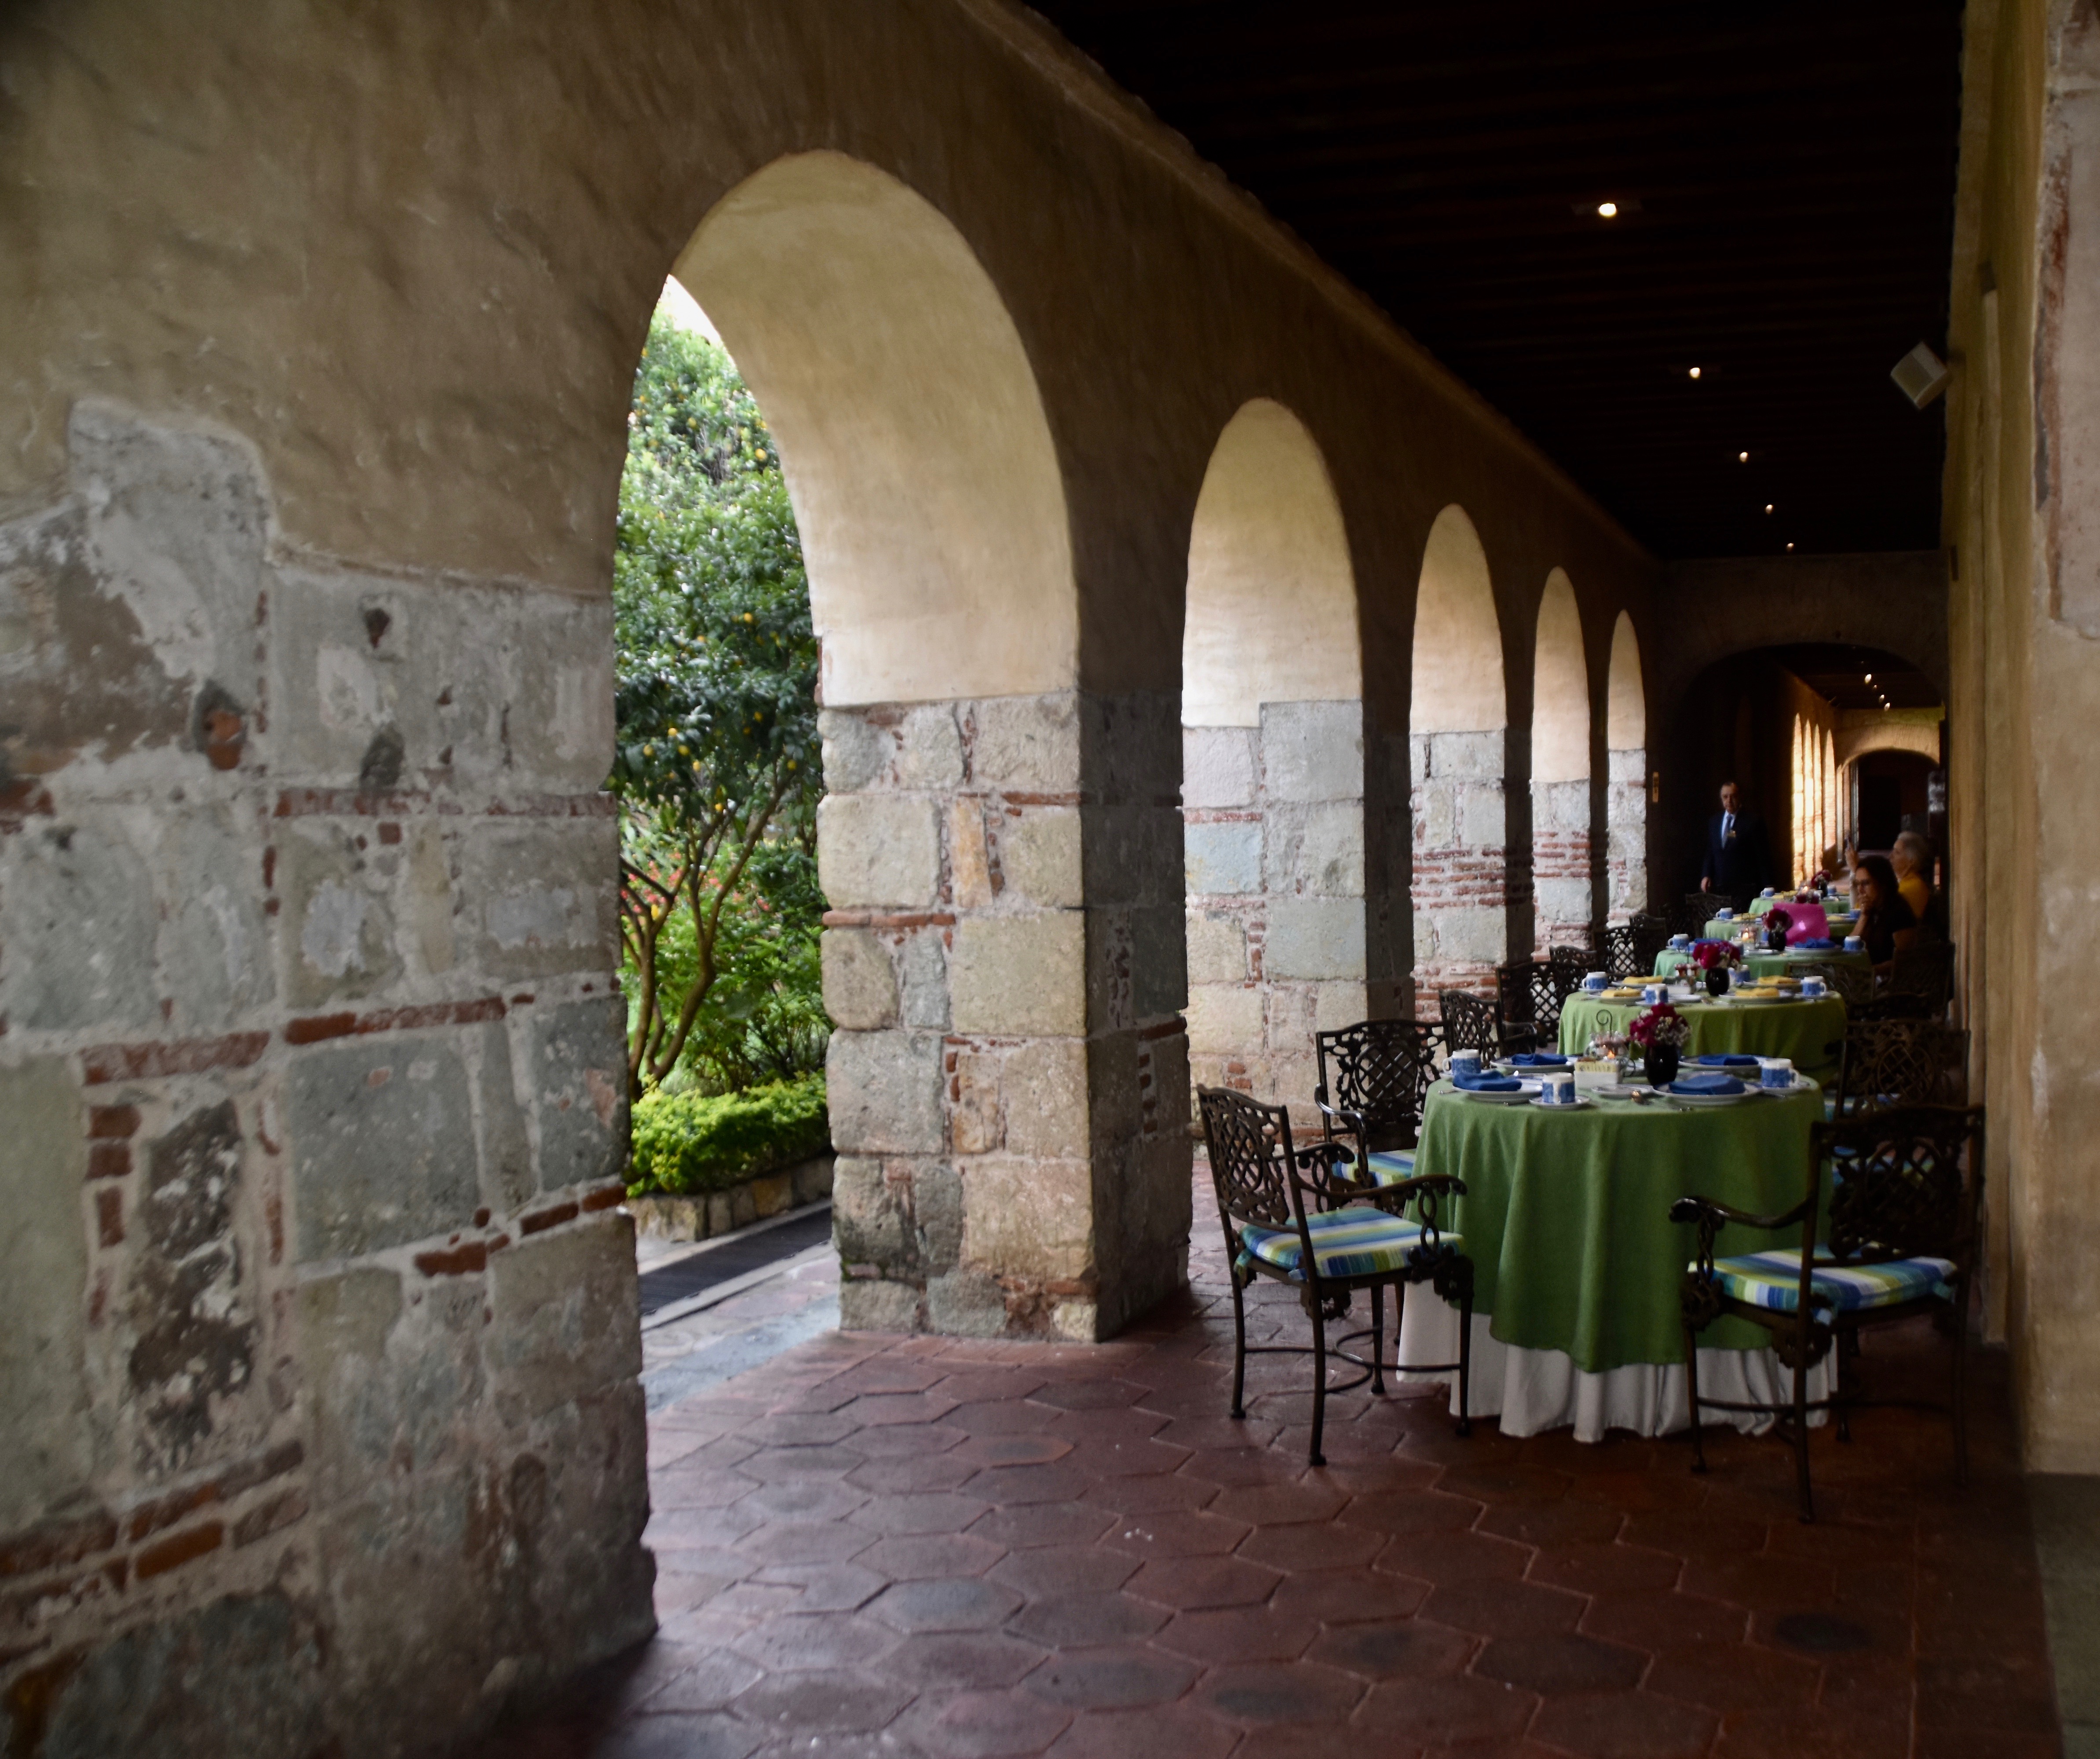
[{"x1": 612, "y1": 311, "x2": 823, "y2": 1098}]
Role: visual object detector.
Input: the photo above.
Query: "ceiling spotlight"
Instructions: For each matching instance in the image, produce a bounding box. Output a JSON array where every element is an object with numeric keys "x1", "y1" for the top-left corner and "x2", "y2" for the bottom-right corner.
[
  {"x1": 1786, "y1": 542, "x2": 1795, "y2": 551},
  {"x1": 1738, "y1": 451, "x2": 1750, "y2": 463},
  {"x1": 1688, "y1": 367, "x2": 1702, "y2": 380},
  {"x1": 1865, "y1": 672, "x2": 1874, "y2": 683},
  {"x1": 1597, "y1": 201, "x2": 1619, "y2": 219},
  {"x1": 1764, "y1": 504, "x2": 1774, "y2": 514}
]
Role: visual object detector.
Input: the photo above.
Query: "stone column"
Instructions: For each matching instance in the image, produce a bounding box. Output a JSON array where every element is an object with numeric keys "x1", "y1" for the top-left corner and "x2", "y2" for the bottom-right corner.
[
  {"x1": 1410, "y1": 730, "x2": 1508, "y2": 1011},
  {"x1": 1605, "y1": 747, "x2": 1648, "y2": 920},
  {"x1": 1533, "y1": 778, "x2": 1595, "y2": 952},
  {"x1": 822, "y1": 693, "x2": 1188, "y2": 1342},
  {"x1": 1183, "y1": 702, "x2": 1366, "y2": 1122}
]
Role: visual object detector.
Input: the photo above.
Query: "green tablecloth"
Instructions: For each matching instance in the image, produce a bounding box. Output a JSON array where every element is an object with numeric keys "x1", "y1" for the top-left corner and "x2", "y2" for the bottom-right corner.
[
  {"x1": 1413, "y1": 1078, "x2": 1824, "y2": 1368},
  {"x1": 1707, "y1": 910, "x2": 1856, "y2": 942},
  {"x1": 1654, "y1": 947, "x2": 1871, "y2": 979},
  {"x1": 1558, "y1": 993, "x2": 1848, "y2": 1082}
]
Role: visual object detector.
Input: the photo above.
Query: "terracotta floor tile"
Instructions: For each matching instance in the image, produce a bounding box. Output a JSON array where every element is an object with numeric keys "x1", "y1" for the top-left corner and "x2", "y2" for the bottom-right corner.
[
  {"x1": 1615, "y1": 1509, "x2": 1767, "y2": 1561},
  {"x1": 1680, "y1": 1552, "x2": 1837, "y2": 1612},
  {"x1": 963, "y1": 1461, "x2": 1101, "y2": 1504},
  {"x1": 1383, "y1": 1527, "x2": 1533, "y2": 1586},
  {"x1": 646, "y1": 1504, "x2": 765, "y2": 1547},
  {"x1": 1153, "y1": 1605, "x2": 1320, "y2": 1664},
  {"x1": 727, "y1": 1612, "x2": 902, "y2": 1671},
  {"x1": 1034, "y1": 1379, "x2": 1150, "y2": 1411},
  {"x1": 735, "y1": 1443, "x2": 865, "y2": 1480},
  {"x1": 866, "y1": 1577, "x2": 1026, "y2": 1634},
  {"x1": 971, "y1": 1501, "x2": 1121, "y2": 1551},
  {"x1": 632, "y1": 1649, "x2": 766, "y2": 1713},
  {"x1": 1524, "y1": 1540, "x2": 1683, "y2": 1596},
  {"x1": 647, "y1": 1469, "x2": 762, "y2": 1511},
  {"x1": 1097, "y1": 1508, "x2": 1252, "y2": 1558},
  {"x1": 1075, "y1": 1470, "x2": 1219, "y2": 1515},
  {"x1": 1355, "y1": 1673, "x2": 1538, "y2": 1744},
  {"x1": 1579, "y1": 1591, "x2": 1749, "y2": 1652},
  {"x1": 1421, "y1": 1578, "x2": 1585, "y2": 1640},
  {"x1": 728, "y1": 1665, "x2": 913, "y2": 1734},
  {"x1": 840, "y1": 1390, "x2": 961, "y2": 1427},
  {"x1": 929, "y1": 1369, "x2": 1053, "y2": 1405},
  {"x1": 1209, "y1": 1480, "x2": 1353, "y2": 1526},
  {"x1": 1234, "y1": 1516, "x2": 1386, "y2": 1572},
  {"x1": 848, "y1": 1491, "x2": 994, "y2": 1536},
  {"x1": 1563, "y1": 1469, "x2": 1712, "y2": 1514},
  {"x1": 1041, "y1": 1702, "x2": 1241, "y2": 1759},
  {"x1": 1527, "y1": 1691, "x2": 1716, "y2": 1759},
  {"x1": 1006, "y1": 1591, "x2": 1173, "y2": 1648},
  {"x1": 747, "y1": 1560, "x2": 888, "y2": 1612},
  {"x1": 947, "y1": 1398, "x2": 1066, "y2": 1434},
  {"x1": 882, "y1": 1686, "x2": 1074, "y2": 1759},
  {"x1": 737, "y1": 1410, "x2": 862, "y2": 1447},
  {"x1": 733, "y1": 1478, "x2": 870, "y2": 1524},
  {"x1": 952, "y1": 1433, "x2": 1080, "y2": 1471},
  {"x1": 844, "y1": 1450, "x2": 984, "y2": 1494},
  {"x1": 1306, "y1": 1617, "x2": 1476, "y2": 1679},
  {"x1": 733, "y1": 1521, "x2": 876, "y2": 1567},
  {"x1": 1123, "y1": 1553, "x2": 1281, "y2": 1611},
  {"x1": 990, "y1": 1547, "x2": 1141, "y2": 1598},
  {"x1": 1019, "y1": 1645, "x2": 1198, "y2": 1709},
  {"x1": 1644, "y1": 1639, "x2": 1822, "y2": 1713},
  {"x1": 881, "y1": 1631, "x2": 1052, "y2": 1691},
  {"x1": 1713, "y1": 1703, "x2": 1910, "y2": 1759},
  {"x1": 849, "y1": 1420, "x2": 971, "y2": 1458},
  {"x1": 1050, "y1": 1406, "x2": 1172, "y2": 1445},
  {"x1": 1474, "y1": 1632, "x2": 1648, "y2": 1696},
  {"x1": 1477, "y1": 1500, "x2": 1625, "y2": 1550},
  {"x1": 1436, "y1": 1463, "x2": 1575, "y2": 1507},
  {"x1": 856, "y1": 1532, "x2": 1008, "y2": 1581},
  {"x1": 1343, "y1": 1488, "x2": 1486, "y2": 1536},
  {"x1": 1058, "y1": 1438, "x2": 1196, "y2": 1480},
  {"x1": 1191, "y1": 1658, "x2": 1365, "y2": 1723},
  {"x1": 1270, "y1": 1566, "x2": 1431, "y2": 1624}
]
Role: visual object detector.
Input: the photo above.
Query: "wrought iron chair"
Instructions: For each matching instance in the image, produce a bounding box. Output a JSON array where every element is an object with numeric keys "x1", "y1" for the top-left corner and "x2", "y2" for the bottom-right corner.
[
  {"x1": 1312, "y1": 1018, "x2": 1441, "y2": 1169},
  {"x1": 1790, "y1": 958, "x2": 1875, "y2": 1011},
  {"x1": 1495, "y1": 961, "x2": 1562, "y2": 1048},
  {"x1": 1879, "y1": 942, "x2": 1955, "y2": 1012},
  {"x1": 1678, "y1": 892, "x2": 1732, "y2": 938},
  {"x1": 1835, "y1": 1020, "x2": 1969, "y2": 1116},
  {"x1": 1671, "y1": 1104, "x2": 1986, "y2": 1521},
  {"x1": 1439, "y1": 987, "x2": 1536, "y2": 1059},
  {"x1": 1630, "y1": 912, "x2": 1674, "y2": 976},
  {"x1": 1197, "y1": 1085, "x2": 1472, "y2": 1464},
  {"x1": 1548, "y1": 945, "x2": 1593, "y2": 1011}
]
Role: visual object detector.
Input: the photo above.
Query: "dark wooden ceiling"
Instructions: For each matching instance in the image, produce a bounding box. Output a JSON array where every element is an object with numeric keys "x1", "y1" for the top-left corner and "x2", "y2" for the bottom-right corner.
[{"x1": 1030, "y1": 0, "x2": 1966, "y2": 560}]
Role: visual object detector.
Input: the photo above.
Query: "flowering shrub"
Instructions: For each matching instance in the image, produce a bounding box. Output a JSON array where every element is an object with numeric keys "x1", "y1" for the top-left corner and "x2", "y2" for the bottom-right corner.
[
  {"x1": 1627, "y1": 1003, "x2": 1691, "y2": 1051},
  {"x1": 1690, "y1": 940, "x2": 1739, "y2": 972}
]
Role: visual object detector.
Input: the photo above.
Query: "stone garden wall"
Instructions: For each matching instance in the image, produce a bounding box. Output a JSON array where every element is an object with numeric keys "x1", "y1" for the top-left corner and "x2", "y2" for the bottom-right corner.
[{"x1": 1409, "y1": 730, "x2": 1509, "y2": 1009}]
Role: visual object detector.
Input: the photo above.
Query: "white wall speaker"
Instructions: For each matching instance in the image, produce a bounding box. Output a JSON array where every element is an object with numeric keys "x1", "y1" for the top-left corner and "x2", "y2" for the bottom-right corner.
[{"x1": 1891, "y1": 341, "x2": 1950, "y2": 409}]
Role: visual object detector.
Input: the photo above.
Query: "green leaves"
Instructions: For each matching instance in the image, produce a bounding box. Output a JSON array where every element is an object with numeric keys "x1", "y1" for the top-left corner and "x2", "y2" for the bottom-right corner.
[{"x1": 613, "y1": 310, "x2": 826, "y2": 1098}]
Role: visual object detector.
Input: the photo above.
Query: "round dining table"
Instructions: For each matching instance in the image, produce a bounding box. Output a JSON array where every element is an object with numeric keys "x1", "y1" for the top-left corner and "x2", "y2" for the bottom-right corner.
[
  {"x1": 1653, "y1": 945, "x2": 1872, "y2": 981},
  {"x1": 1389, "y1": 1076, "x2": 1831, "y2": 1440},
  {"x1": 1558, "y1": 989, "x2": 1848, "y2": 1083}
]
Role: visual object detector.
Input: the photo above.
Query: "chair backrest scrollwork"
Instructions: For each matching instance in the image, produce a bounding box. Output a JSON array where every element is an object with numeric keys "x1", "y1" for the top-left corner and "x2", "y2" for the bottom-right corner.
[
  {"x1": 1837, "y1": 1020, "x2": 1969, "y2": 1114},
  {"x1": 1438, "y1": 989, "x2": 1501, "y2": 1058},
  {"x1": 1809, "y1": 1104, "x2": 1985, "y2": 1272},
  {"x1": 1313, "y1": 1018, "x2": 1440, "y2": 1152}
]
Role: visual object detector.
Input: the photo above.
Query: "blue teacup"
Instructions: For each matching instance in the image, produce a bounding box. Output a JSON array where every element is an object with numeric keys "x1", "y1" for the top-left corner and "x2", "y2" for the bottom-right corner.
[
  {"x1": 1583, "y1": 971, "x2": 1607, "y2": 993},
  {"x1": 1844, "y1": 936, "x2": 1863, "y2": 952}
]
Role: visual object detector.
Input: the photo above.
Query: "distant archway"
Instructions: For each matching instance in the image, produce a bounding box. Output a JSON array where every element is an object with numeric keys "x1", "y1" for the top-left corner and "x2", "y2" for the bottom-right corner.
[
  {"x1": 1182, "y1": 400, "x2": 1363, "y2": 1115},
  {"x1": 1605, "y1": 611, "x2": 1648, "y2": 920},
  {"x1": 1409, "y1": 506, "x2": 1506, "y2": 1009},
  {"x1": 1530, "y1": 570, "x2": 1591, "y2": 953},
  {"x1": 677, "y1": 150, "x2": 1076, "y2": 706}
]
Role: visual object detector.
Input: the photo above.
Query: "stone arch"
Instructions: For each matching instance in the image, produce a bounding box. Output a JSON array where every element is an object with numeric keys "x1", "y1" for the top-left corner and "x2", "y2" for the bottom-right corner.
[
  {"x1": 1409, "y1": 505, "x2": 1507, "y2": 1007},
  {"x1": 677, "y1": 153, "x2": 1142, "y2": 1344},
  {"x1": 1605, "y1": 611, "x2": 1649, "y2": 920},
  {"x1": 675, "y1": 150, "x2": 1077, "y2": 708},
  {"x1": 1530, "y1": 570, "x2": 1591, "y2": 953},
  {"x1": 1180, "y1": 400, "x2": 1364, "y2": 1114}
]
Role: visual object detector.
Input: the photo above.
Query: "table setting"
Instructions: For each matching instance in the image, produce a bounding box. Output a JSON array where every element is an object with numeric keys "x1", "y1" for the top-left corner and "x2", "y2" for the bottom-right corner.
[
  {"x1": 1556, "y1": 968, "x2": 1848, "y2": 1083},
  {"x1": 1386, "y1": 1061, "x2": 1833, "y2": 1439}
]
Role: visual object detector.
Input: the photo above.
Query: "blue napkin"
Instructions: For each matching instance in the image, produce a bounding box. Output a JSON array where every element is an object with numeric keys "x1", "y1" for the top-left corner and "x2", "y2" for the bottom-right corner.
[
  {"x1": 1453, "y1": 1071, "x2": 1522, "y2": 1092},
  {"x1": 1693, "y1": 1054, "x2": 1758, "y2": 1068},
  {"x1": 1795, "y1": 938, "x2": 1837, "y2": 950},
  {"x1": 1506, "y1": 1052, "x2": 1569, "y2": 1067},
  {"x1": 1671, "y1": 1073, "x2": 1745, "y2": 1096}
]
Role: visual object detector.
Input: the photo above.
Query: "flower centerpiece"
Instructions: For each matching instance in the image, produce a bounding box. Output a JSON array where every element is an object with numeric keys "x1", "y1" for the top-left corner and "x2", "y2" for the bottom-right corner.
[
  {"x1": 1628, "y1": 1001, "x2": 1691, "y2": 1086},
  {"x1": 1690, "y1": 939, "x2": 1740, "y2": 999}
]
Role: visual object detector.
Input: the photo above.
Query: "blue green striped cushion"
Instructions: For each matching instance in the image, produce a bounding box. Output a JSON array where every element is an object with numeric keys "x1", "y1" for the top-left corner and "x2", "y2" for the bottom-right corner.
[
  {"x1": 1240, "y1": 1207, "x2": 1457, "y2": 1282},
  {"x1": 1363, "y1": 1151, "x2": 1417, "y2": 1185},
  {"x1": 1706, "y1": 1248, "x2": 1955, "y2": 1316}
]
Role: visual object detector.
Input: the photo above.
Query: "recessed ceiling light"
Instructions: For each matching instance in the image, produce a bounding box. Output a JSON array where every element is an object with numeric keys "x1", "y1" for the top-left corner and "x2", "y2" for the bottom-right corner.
[
  {"x1": 1764, "y1": 504, "x2": 1774, "y2": 514},
  {"x1": 1688, "y1": 367, "x2": 1702, "y2": 380},
  {"x1": 1738, "y1": 451, "x2": 1750, "y2": 463},
  {"x1": 1786, "y1": 542, "x2": 1795, "y2": 551},
  {"x1": 1865, "y1": 672, "x2": 1874, "y2": 683},
  {"x1": 1597, "y1": 201, "x2": 1619, "y2": 219}
]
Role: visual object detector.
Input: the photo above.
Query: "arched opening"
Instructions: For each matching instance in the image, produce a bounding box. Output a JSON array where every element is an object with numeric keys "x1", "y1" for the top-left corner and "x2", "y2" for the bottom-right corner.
[
  {"x1": 1605, "y1": 611, "x2": 1648, "y2": 920},
  {"x1": 1530, "y1": 570, "x2": 1591, "y2": 954},
  {"x1": 1409, "y1": 505, "x2": 1507, "y2": 1011},
  {"x1": 1182, "y1": 400, "x2": 1363, "y2": 1115},
  {"x1": 668, "y1": 153, "x2": 1136, "y2": 1343}
]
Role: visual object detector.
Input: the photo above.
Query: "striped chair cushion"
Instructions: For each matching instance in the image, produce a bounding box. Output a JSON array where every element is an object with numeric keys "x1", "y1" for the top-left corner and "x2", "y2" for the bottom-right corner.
[
  {"x1": 1705, "y1": 1248, "x2": 1955, "y2": 1317},
  {"x1": 1239, "y1": 1207, "x2": 1457, "y2": 1282},
  {"x1": 1363, "y1": 1150, "x2": 1417, "y2": 1186}
]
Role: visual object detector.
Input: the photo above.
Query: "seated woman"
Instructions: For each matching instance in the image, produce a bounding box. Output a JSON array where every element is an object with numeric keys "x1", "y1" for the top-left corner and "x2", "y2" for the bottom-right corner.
[{"x1": 1852, "y1": 853, "x2": 1919, "y2": 974}]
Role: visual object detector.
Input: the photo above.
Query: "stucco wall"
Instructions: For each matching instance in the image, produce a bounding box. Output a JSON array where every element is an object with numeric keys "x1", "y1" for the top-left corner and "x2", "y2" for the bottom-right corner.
[
  {"x1": 1943, "y1": 0, "x2": 2100, "y2": 1470},
  {"x1": 0, "y1": 0, "x2": 1661, "y2": 1746}
]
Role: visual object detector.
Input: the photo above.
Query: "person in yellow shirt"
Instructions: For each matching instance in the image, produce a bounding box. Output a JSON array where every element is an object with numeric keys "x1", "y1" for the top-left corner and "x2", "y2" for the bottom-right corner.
[{"x1": 1892, "y1": 831, "x2": 1934, "y2": 923}]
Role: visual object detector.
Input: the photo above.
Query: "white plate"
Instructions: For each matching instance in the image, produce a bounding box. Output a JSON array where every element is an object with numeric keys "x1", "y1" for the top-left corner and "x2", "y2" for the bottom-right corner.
[
  {"x1": 1458, "y1": 1087, "x2": 1535, "y2": 1104},
  {"x1": 1668, "y1": 1089, "x2": 1766, "y2": 1106},
  {"x1": 1495, "y1": 1059, "x2": 1571, "y2": 1074},
  {"x1": 1528, "y1": 1097, "x2": 1592, "y2": 1111},
  {"x1": 1723, "y1": 992, "x2": 1794, "y2": 1005}
]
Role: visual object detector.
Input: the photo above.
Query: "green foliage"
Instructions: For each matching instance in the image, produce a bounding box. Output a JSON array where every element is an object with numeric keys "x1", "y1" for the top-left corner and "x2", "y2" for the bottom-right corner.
[
  {"x1": 627, "y1": 1074, "x2": 832, "y2": 1197},
  {"x1": 613, "y1": 308, "x2": 826, "y2": 1097}
]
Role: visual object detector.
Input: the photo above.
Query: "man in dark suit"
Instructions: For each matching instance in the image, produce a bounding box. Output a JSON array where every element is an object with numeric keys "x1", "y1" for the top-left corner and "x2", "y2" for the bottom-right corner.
[{"x1": 1700, "y1": 780, "x2": 1771, "y2": 901}]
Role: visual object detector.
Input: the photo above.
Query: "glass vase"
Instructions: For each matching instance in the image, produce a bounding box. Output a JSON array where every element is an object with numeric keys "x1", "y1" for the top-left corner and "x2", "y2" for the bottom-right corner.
[{"x1": 1645, "y1": 1044, "x2": 1680, "y2": 1088}]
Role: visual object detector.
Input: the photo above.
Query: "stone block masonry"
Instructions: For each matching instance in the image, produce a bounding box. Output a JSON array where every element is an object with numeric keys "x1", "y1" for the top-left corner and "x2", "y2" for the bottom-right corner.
[
  {"x1": 1184, "y1": 703, "x2": 1367, "y2": 1121},
  {"x1": 1607, "y1": 745, "x2": 1649, "y2": 922},
  {"x1": 0, "y1": 408, "x2": 650, "y2": 1755},
  {"x1": 1410, "y1": 729, "x2": 1509, "y2": 1011},
  {"x1": 820, "y1": 691, "x2": 1191, "y2": 1346},
  {"x1": 1532, "y1": 777, "x2": 1595, "y2": 954}
]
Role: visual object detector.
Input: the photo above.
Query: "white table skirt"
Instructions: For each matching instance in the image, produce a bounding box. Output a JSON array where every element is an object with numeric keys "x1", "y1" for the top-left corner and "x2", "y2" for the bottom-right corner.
[{"x1": 1392, "y1": 1289, "x2": 1831, "y2": 1441}]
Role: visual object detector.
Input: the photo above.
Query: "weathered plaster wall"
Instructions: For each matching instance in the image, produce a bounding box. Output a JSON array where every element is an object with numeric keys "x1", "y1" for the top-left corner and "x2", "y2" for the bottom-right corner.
[
  {"x1": 1943, "y1": 0, "x2": 2100, "y2": 1468},
  {"x1": 1, "y1": 0, "x2": 1660, "y2": 1745},
  {"x1": 1605, "y1": 611, "x2": 1650, "y2": 922}
]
